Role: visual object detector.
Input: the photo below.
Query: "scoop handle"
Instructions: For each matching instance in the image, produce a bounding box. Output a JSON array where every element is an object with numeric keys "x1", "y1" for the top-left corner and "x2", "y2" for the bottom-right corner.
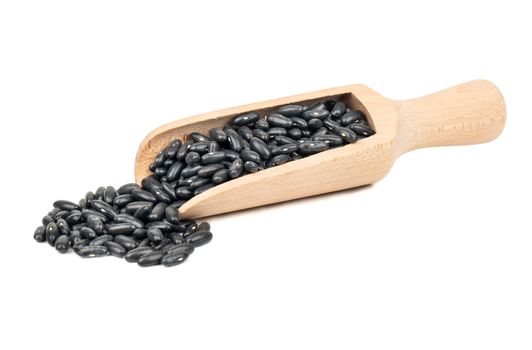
[{"x1": 395, "y1": 80, "x2": 506, "y2": 154}]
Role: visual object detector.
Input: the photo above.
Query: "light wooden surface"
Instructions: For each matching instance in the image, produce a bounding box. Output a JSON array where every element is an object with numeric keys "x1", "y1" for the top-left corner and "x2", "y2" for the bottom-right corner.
[{"x1": 135, "y1": 80, "x2": 506, "y2": 219}]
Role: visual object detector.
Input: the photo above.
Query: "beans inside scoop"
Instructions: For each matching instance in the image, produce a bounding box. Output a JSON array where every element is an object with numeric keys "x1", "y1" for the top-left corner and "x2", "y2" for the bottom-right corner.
[{"x1": 34, "y1": 99, "x2": 375, "y2": 267}]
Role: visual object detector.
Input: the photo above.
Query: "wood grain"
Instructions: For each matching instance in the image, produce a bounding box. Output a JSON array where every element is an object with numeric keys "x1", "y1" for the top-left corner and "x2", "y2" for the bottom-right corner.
[{"x1": 135, "y1": 80, "x2": 506, "y2": 219}]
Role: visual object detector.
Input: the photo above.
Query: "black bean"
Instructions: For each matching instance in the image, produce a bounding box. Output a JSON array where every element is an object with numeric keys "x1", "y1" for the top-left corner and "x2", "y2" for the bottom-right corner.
[
  {"x1": 209, "y1": 128, "x2": 227, "y2": 143},
  {"x1": 250, "y1": 137, "x2": 272, "y2": 160},
  {"x1": 267, "y1": 127, "x2": 287, "y2": 138},
  {"x1": 225, "y1": 128, "x2": 243, "y2": 152},
  {"x1": 53, "y1": 200, "x2": 80, "y2": 211},
  {"x1": 324, "y1": 99, "x2": 336, "y2": 111},
  {"x1": 125, "y1": 201, "x2": 153, "y2": 214},
  {"x1": 95, "y1": 187, "x2": 106, "y2": 200},
  {"x1": 244, "y1": 161, "x2": 260, "y2": 173},
  {"x1": 189, "y1": 177, "x2": 211, "y2": 190},
  {"x1": 289, "y1": 117, "x2": 307, "y2": 129},
  {"x1": 116, "y1": 183, "x2": 141, "y2": 195},
  {"x1": 168, "y1": 200, "x2": 187, "y2": 209},
  {"x1": 72, "y1": 238, "x2": 89, "y2": 249},
  {"x1": 113, "y1": 194, "x2": 134, "y2": 208},
  {"x1": 310, "y1": 101, "x2": 327, "y2": 111},
  {"x1": 90, "y1": 234, "x2": 113, "y2": 246},
  {"x1": 254, "y1": 119, "x2": 270, "y2": 131},
  {"x1": 169, "y1": 232, "x2": 185, "y2": 245},
  {"x1": 132, "y1": 228, "x2": 147, "y2": 240},
  {"x1": 201, "y1": 152, "x2": 226, "y2": 165},
  {"x1": 308, "y1": 118, "x2": 323, "y2": 130},
  {"x1": 78, "y1": 198, "x2": 87, "y2": 210},
  {"x1": 75, "y1": 245, "x2": 109, "y2": 258},
  {"x1": 278, "y1": 104, "x2": 304, "y2": 117},
  {"x1": 287, "y1": 128, "x2": 302, "y2": 140},
  {"x1": 238, "y1": 125, "x2": 254, "y2": 141},
  {"x1": 188, "y1": 142, "x2": 209, "y2": 154},
  {"x1": 194, "y1": 183, "x2": 214, "y2": 196},
  {"x1": 150, "y1": 186, "x2": 171, "y2": 203},
  {"x1": 184, "y1": 151, "x2": 200, "y2": 165},
  {"x1": 42, "y1": 215, "x2": 55, "y2": 227},
  {"x1": 46, "y1": 223, "x2": 59, "y2": 246},
  {"x1": 48, "y1": 208, "x2": 61, "y2": 216},
  {"x1": 176, "y1": 141, "x2": 191, "y2": 161},
  {"x1": 114, "y1": 235, "x2": 138, "y2": 251},
  {"x1": 266, "y1": 113, "x2": 293, "y2": 128},
  {"x1": 86, "y1": 216, "x2": 104, "y2": 235},
  {"x1": 147, "y1": 227, "x2": 164, "y2": 244},
  {"x1": 312, "y1": 134, "x2": 344, "y2": 146},
  {"x1": 298, "y1": 140, "x2": 329, "y2": 155},
  {"x1": 147, "y1": 202, "x2": 167, "y2": 222},
  {"x1": 301, "y1": 129, "x2": 311, "y2": 137},
  {"x1": 154, "y1": 167, "x2": 167, "y2": 176},
  {"x1": 339, "y1": 110, "x2": 360, "y2": 126},
  {"x1": 164, "y1": 206, "x2": 180, "y2": 225},
  {"x1": 103, "y1": 186, "x2": 117, "y2": 204},
  {"x1": 232, "y1": 112, "x2": 259, "y2": 126},
  {"x1": 160, "y1": 182, "x2": 177, "y2": 201},
  {"x1": 125, "y1": 247, "x2": 154, "y2": 263},
  {"x1": 212, "y1": 169, "x2": 229, "y2": 184},
  {"x1": 165, "y1": 139, "x2": 182, "y2": 159},
  {"x1": 190, "y1": 132, "x2": 211, "y2": 143},
  {"x1": 198, "y1": 163, "x2": 225, "y2": 178},
  {"x1": 228, "y1": 158, "x2": 244, "y2": 178},
  {"x1": 141, "y1": 176, "x2": 161, "y2": 191},
  {"x1": 181, "y1": 165, "x2": 203, "y2": 178},
  {"x1": 331, "y1": 101, "x2": 346, "y2": 118},
  {"x1": 208, "y1": 141, "x2": 220, "y2": 153},
  {"x1": 56, "y1": 218, "x2": 70, "y2": 235},
  {"x1": 348, "y1": 123, "x2": 375, "y2": 137},
  {"x1": 311, "y1": 127, "x2": 329, "y2": 138},
  {"x1": 131, "y1": 189, "x2": 157, "y2": 203},
  {"x1": 241, "y1": 149, "x2": 261, "y2": 163},
  {"x1": 91, "y1": 199, "x2": 118, "y2": 219},
  {"x1": 80, "y1": 226, "x2": 98, "y2": 240},
  {"x1": 186, "y1": 230, "x2": 213, "y2": 247},
  {"x1": 156, "y1": 241, "x2": 175, "y2": 253},
  {"x1": 137, "y1": 251, "x2": 165, "y2": 267},
  {"x1": 222, "y1": 150, "x2": 240, "y2": 161},
  {"x1": 107, "y1": 223, "x2": 136, "y2": 235},
  {"x1": 198, "y1": 222, "x2": 210, "y2": 231},
  {"x1": 271, "y1": 143, "x2": 298, "y2": 155},
  {"x1": 162, "y1": 252, "x2": 189, "y2": 267},
  {"x1": 266, "y1": 154, "x2": 291, "y2": 167},
  {"x1": 34, "y1": 226, "x2": 46, "y2": 242},
  {"x1": 54, "y1": 235, "x2": 70, "y2": 253},
  {"x1": 166, "y1": 161, "x2": 185, "y2": 182},
  {"x1": 54, "y1": 211, "x2": 70, "y2": 221},
  {"x1": 154, "y1": 150, "x2": 166, "y2": 167},
  {"x1": 176, "y1": 187, "x2": 193, "y2": 199},
  {"x1": 323, "y1": 119, "x2": 359, "y2": 143},
  {"x1": 105, "y1": 241, "x2": 126, "y2": 258},
  {"x1": 302, "y1": 109, "x2": 329, "y2": 120},
  {"x1": 252, "y1": 128, "x2": 270, "y2": 143}
]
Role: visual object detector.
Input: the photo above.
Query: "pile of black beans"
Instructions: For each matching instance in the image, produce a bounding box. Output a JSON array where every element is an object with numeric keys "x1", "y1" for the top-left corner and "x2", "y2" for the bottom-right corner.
[{"x1": 34, "y1": 99, "x2": 374, "y2": 267}]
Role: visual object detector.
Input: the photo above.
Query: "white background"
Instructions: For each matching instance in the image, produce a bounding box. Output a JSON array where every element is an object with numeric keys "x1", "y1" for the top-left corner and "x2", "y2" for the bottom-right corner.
[{"x1": 1, "y1": 1, "x2": 530, "y2": 349}]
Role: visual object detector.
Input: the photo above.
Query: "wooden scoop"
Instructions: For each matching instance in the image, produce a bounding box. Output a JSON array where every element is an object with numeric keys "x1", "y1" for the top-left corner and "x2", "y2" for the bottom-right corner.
[{"x1": 135, "y1": 80, "x2": 506, "y2": 219}]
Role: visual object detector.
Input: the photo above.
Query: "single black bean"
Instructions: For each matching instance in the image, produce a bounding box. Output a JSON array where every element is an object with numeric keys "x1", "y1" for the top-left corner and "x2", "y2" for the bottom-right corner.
[
  {"x1": 56, "y1": 218, "x2": 70, "y2": 235},
  {"x1": 228, "y1": 158, "x2": 244, "y2": 178},
  {"x1": 302, "y1": 109, "x2": 330, "y2": 120},
  {"x1": 308, "y1": 118, "x2": 323, "y2": 130},
  {"x1": 201, "y1": 152, "x2": 226, "y2": 165},
  {"x1": 78, "y1": 198, "x2": 87, "y2": 210},
  {"x1": 209, "y1": 128, "x2": 227, "y2": 143},
  {"x1": 232, "y1": 112, "x2": 260, "y2": 126},
  {"x1": 339, "y1": 110, "x2": 361, "y2": 126},
  {"x1": 53, "y1": 200, "x2": 80, "y2": 211},
  {"x1": 164, "y1": 206, "x2": 180, "y2": 225},
  {"x1": 241, "y1": 149, "x2": 262, "y2": 163},
  {"x1": 185, "y1": 151, "x2": 201, "y2": 165},
  {"x1": 190, "y1": 132, "x2": 211, "y2": 143},
  {"x1": 298, "y1": 140, "x2": 329, "y2": 155},
  {"x1": 310, "y1": 101, "x2": 327, "y2": 111},
  {"x1": 311, "y1": 127, "x2": 329, "y2": 138},
  {"x1": 222, "y1": 150, "x2": 240, "y2": 161},
  {"x1": 75, "y1": 245, "x2": 109, "y2": 258},
  {"x1": 331, "y1": 101, "x2": 346, "y2": 118},
  {"x1": 254, "y1": 119, "x2": 270, "y2": 131},
  {"x1": 34, "y1": 226, "x2": 46, "y2": 242},
  {"x1": 141, "y1": 176, "x2": 161, "y2": 192},
  {"x1": 188, "y1": 142, "x2": 209, "y2": 154},
  {"x1": 278, "y1": 104, "x2": 304, "y2": 117},
  {"x1": 323, "y1": 119, "x2": 359, "y2": 143},
  {"x1": 113, "y1": 194, "x2": 134, "y2": 208},
  {"x1": 225, "y1": 128, "x2": 243, "y2": 152},
  {"x1": 94, "y1": 186, "x2": 105, "y2": 200},
  {"x1": 194, "y1": 183, "x2": 214, "y2": 196},
  {"x1": 287, "y1": 128, "x2": 302, "y2": 140},
  {"x1": 166, "y1": 161, "x2": 185, "y2": 182},
  {"x1": 105, "y1": 241, "x2": 126, "y2": 258},
  {"x1": 162, "y1": 252, "x2": 189, "y2": 267},
  {"x1": 324, "y1": 99, "x2": 336, "y2": 111},
  {"x1": 271, "y1": 143, "x2": 298, "y2": 155},
  {"x1": 208, "y1": 141, "x2": 220, "y2": 153},
  {"x1": 137, "y1": 251, "x2": 165, "y2": 267},
  {"x1": 154, "y1": 150, "x2": 166, "y2": 167},
  {"x1": 150, "y1": 186, "x2": 171, "y2": 203},
  {"x1": 114, "y1": 235, "x2": 138, "y2": 251},
  {"x1": 244, "y1": 161, "x2": 260, "y2": 173},
  {"x1": 348, "y1": 123, "x2": 375, "y2": 137},
  {"x1": 183, "y1": 222, "x2": 198, "y2": 237},
  {"x1": 267, "y1": 127, "x2": 287, "y2": 138},
  {"x1": 165, "y1": 139, "x2": 182, "y2": 159},
  {"x1": 132, "y1": 228, "x2": 147, "y2": 240},
  {"x1": 116, "y1": 183, "x2": 141, "y2": 195},
  {"x1": 266, "y1": 154, "x2": 291, "y2": 167},
  {"x1": 273, "y1": 136, "x2": 297, "y2": 145},
  {"x1": 252, "y1": 128, "x2": 270, "y2": 143},
  {"x1": 46, "y1": 222, "x2": 59, "y2": 246},
  {"x1": 250, "y1": 137, "x2": 272, "y2": 160},
  {"x1": 238, "y1": 125, "x2": 254, "y2": 141},
  {"x1": 198, "y1": 163, "x2": 224, "y2": 178},
  {"x1": 90, "y1": 234, "x2": 113, "y2": 246},
  {"x1": 107, "y1": 223, "x2": 136, "y2": 235},
  {"x1": 198, "y1": 222, "x2": 210, "y2": 231},
  {"x1": 176, "y1": 140, "x2": 192, "y2": 161},
  {"x1": 212, "y1": 169, "x2": 229, "y2": 184},
  {"x1": 189, "y1": 177, "x2": 211, "y2": 190},
  {"x1": 113, "y1": 214, "x2": 143, "y2": 229},
  {"x1": 125, "y1": 247, "x2": 154, "y2": 263},
  {"x1": 80, "y1": 226, "x2": 98, "y2": 240},
  {"x1": 86, "y1": 216, "x2": 105, "y2": 234},
  {"x1": 72, "y1": 237, "x2": 88, "y2": 249},
  {"x1": 147, "y1": 227, "x2": 164, "y2": 243},
  {"x1": 186, "y1": 230, "x2": 213, "y2": 247},
  {"x1": 301, "y1": 129, "x2": 311, "y2": 137},
  {"x1": 154, "y1": 167, "x2": 167, "y2": 176},
  {"x1": 181, "y1": 164, "x2": 203, "y2": 178},
  {"x1": 131, "y1": 189, "x2": 157, "y2": 203},
  {"x1": 266, "y1": 113, "x2": 293, "y2": 128},
  {"x1": 125, "y1": 201, "x2": 153, "y2": 214},
  {"x1": 147, "y1": 202, "x2": 167, "y2": 221},
  {"x1": 85, "y1": 191, "x2": 95, "y2": 202},
  {"x1": 290, "y1": 117, "x2": 307, "y2": 129},
  {"x1": 54, "y1": 235, "x2": 70, "y2": 253},
  {"x1": 312, "y1": 134, "x2": 344, "y2": 146},
  {"x1": 176, "y1": 187, "x2": 193, "y2": 199},
  {"x1": 91, "y1": 199, "x2": 118, "y2": 219},
  {"x1": 54, "y1": 211, "x2": 70, "y2": 221},
  {"x1": 103, "y1": 186, "x2": 117, "y2": 204},
  {"x1": 160, "y1": 182, "x2": 177, "y2": 201},
  {"x1": 42, "y1": 215, "x2": 55, "y2": 227}
]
